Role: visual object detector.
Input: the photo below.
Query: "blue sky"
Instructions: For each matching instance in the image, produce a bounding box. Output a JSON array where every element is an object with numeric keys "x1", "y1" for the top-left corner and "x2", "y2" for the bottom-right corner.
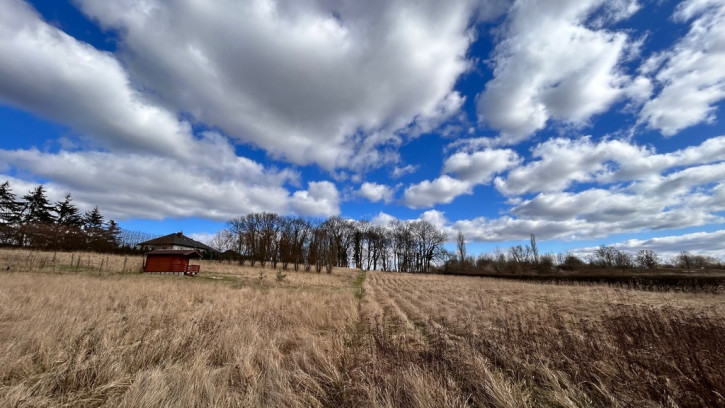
[{"x1": 1, "y1": 0, "x2": 724, "y2": 260}]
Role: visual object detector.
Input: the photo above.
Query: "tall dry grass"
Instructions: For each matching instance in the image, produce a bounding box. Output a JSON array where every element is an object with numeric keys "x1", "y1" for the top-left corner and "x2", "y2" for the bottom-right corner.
[
  {"x1": 0, "y1": 248, "x2": 144, "y2": 274},
  {"x1": 0, "y1": 273, "x2": 359, "y2": 407},
  {"x1": 348, "y1": 272, "x2": 725, "y2": 407},
  {"x1": 0, "y1": 248, "x2": 356, "y2": 289},
  {"x1": 1, "y1": 250, "x2": 724, "y2": 407}
]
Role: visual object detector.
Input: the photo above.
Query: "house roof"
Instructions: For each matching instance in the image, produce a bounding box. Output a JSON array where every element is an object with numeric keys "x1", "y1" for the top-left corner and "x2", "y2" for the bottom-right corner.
[
  {"x1": 138, "y1": 232, "x2": 218, "y2": 252},
  {"x1": 144, "y1": 249, "x2": 202, "y2": 258}
]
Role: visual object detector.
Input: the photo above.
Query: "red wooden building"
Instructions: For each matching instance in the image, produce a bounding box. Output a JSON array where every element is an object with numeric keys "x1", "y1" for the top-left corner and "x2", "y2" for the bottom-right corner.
[{"x1": 143, "y1": 249, "x2": 202, "y2": 275}]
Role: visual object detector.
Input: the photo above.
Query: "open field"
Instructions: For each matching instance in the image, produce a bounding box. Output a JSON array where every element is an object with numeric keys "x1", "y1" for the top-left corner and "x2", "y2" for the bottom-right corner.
[
  {"x1": 1, "y1": 249, "x2": 724, "y2": 407},
  {"x1": 358, "y1": 273, "x2": 724, "y2": 407}
]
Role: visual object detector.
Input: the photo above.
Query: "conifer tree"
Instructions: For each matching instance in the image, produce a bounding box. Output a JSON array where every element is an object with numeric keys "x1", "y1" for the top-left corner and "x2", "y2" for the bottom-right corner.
[
  {"x1": 0, "y1": 181, "x2": 22, "y2": 245},
  {"x1": 56, "y1": 194, "x2": 83, "y2": 227},
  {"x1": 83, "y1": 206, "x2": 106, "y2": 250},
  {"x1": 55, "y1": 194, "x2": 85, "y2": 250},
  {"x1": 105, "y1": 219, "x2": 121, "y2": 250},
  {"x1": 22, "y1": 185, "x2": 56, "y2": 224}
]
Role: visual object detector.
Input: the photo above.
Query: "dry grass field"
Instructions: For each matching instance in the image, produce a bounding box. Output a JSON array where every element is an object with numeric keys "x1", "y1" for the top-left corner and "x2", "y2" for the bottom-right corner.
[{"x1": 1, "y1": 248, "x2": 724, "y2": 407}]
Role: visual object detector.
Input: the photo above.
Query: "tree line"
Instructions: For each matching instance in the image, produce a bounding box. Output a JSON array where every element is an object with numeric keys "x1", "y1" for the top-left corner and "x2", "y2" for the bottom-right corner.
[
  {"x1": 212, "y1": 213, "x2": 722, "y2": 274},
  {"x1": 212, "y1": 213, "x2": 447, "y2": 273},
  {"x1": 445, "y1": 235, "x2": 722, "y2": 275},
  {"x1": 0, "y1": 180, "x2": 154, "y2": 253},
  {"x1": 3, "y1": 179, "x2": 720, "y2": 272}
]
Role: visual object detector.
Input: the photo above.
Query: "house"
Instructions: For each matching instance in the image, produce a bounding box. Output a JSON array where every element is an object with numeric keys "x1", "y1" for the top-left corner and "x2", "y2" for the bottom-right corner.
[
  {"x1": 143, "y1": 249, "x2": 202, "y2": 275},
  {"x1": 138, "y1": 232, "x2": 218, "y2": 254}
]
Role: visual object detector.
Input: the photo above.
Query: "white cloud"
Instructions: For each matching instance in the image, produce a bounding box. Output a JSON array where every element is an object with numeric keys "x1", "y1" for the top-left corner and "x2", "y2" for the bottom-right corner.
[
  {"x1": 639, "y1": 0, "x2": 725, "y2": 135},
  {"x1": 493, "y1": 157, "x2": 725, "y2": 240},
  {"x1": 0, "y1": 1, "x2": 350, "y2": 222},
  {"x1": 0, "y1": 0, "x2": 194, "y2": 158},
  {"x1": 0, "y1": 133, "x2": 342, "y2": 220},
  {"x1": 361, "y1": 201, "x2": 724, "y2": 249},
  {"x1": 420, "y1": 210, "x2": 448, "y2": 230},
  {"x1": 391, "y1": 164, "x2": 419, "y2": 178},
  {"x1": 74, "y1": 0, "x2": 477, "y2": 171},
  {"x1": 290, "y1": 181, "x2": 340, "y2": 217},
  {"x1": 371, "y1": 211, "x2": 397, "y2": 227},
  {"x1": 476, "y1": 0, "x2": 639, "y2": 143},
  {"x1": 188, "y1": 232, "x2": 216, "y2": 246},
  {"x1": 496, "y1": 135, "x2": 725, "y2": 196},
  {"x1": 402, "y1": 176, "x2": 472, "y2": 208},
  {"x1": 358, "y1": 182, "x2": 394, "y2": 204},
  {"x1": 403, "y1": 147, "x2": 519, "y2": 208},
  {"x1": 412, "y1": 136, "x2": 725, "y2": 242},
  {"x1": 573, "y1": 230, "x2": 725, "y2": 261},
  {"x1": 510, "y1": 187, "x2": 720, "y2": 231},
  {"x1": 442, "y1": 148, "x2": 520, "y2": 183},
  {"x1": 476, "y1": 0, "x2": 512, "y2": 22}
]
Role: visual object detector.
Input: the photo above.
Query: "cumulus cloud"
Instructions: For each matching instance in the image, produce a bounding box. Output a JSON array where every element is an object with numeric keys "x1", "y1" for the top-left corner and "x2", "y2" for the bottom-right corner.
[
  {"x1": 371, "y1": 211, "x2": 397, "y2": 227},
  {"x1": 398, "y1": 135, "x2": 725, "y2": 242},
  {"x1": 0, "y1": 1, "x2": 347, "y2": 221},
  {"x1": 358, "y1": 182, "x2": 394, "y2": 204},
  {"x1": 475, "y1": 135, "x2": 725, "y2": 240},
  {"x1": 496, "y1": 135, "x2": 725, "y2": 196},
  {"x1": 510, "y1": 186, "x2": 720, "y2": 231},
  {"x1": 0, "y1": 0, "x2": 194, "y2": 158},
  {"x1": 391, "y1": 164, "x2": 419, "y2": 179},
  {"x1": 476, "y1": 0, "x2": 639, "y2": 143},
  {"x1": 403, "y1": 176, "x2": 472, "y2": 208},
  {"x1": 74, "y1": 0, "x2": 476, "y2": 171},
  {"x1": 0, "y1": 134, "x2": 341, "y2": 220},
  {"x1": 639, "y1": 0, "x2": 725, "y2": 135},
  {"x1": 573, "y1": 230, "x2": 725, "y2": 261},
  {"x1": 403, "y1": 147, "x2": 519, "y2": 208},
  {"x1": 442, "y1": 149, "x2": 520, "y2": 183},
  {"x1": 290, "y1": 181, "x2": 340, "y2": 217}
]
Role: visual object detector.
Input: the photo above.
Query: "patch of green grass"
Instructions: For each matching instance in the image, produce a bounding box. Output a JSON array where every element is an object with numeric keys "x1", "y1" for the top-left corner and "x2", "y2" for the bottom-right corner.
[{"x1": 353, "y1": 271, "x2": 366, "y2": 300}]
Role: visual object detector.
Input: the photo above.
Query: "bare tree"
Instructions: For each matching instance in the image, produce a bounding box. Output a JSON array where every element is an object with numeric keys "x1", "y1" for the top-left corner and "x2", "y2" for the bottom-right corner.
[
  {"x1": 676, "y1": 251, "x2": 693, "y2": 271},
  {"x1": 635, "y1": 249, "x2": 659, "y2": 270},
  {"x1": 457, "y1": 231, "x2": 466, "y2": 264},
  {"x1": 210, "y1": 229, "x2": 235, "y2": 252},
  {"x1": 530, "y1": 234, "x2": 539, "y2": 264}
]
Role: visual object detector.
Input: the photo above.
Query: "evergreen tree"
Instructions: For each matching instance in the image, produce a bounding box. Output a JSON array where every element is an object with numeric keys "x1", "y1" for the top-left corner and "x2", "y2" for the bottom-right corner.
[
  {"x1": 1, "y1": 181, "x2": 22, "y2": 225},
  {"x1": 56, "y1": 194, "x2": 83, "y2": 227},
  {"x1": 54, "y1": 194, "x2": 85, "y2": 250},
  {"x1": 83, "y1": 206, "x2": 105, "y2": 230},
  {"x1": 83, "y1": 206, "x2": 106, "y2": 250},
  {"x1": 105, "y1": 219, "x2": 121, "y2": 250},
  {"x1": 22, "y1": 185, "x2": 56, "y2": 224},
  {"x1": 0, "y1": 181, "x2": 23, "y2": 245}
]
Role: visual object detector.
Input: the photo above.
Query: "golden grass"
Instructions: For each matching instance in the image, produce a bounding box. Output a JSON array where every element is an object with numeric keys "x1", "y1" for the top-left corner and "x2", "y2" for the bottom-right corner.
[
  {"x1": 0, "y1": 248, "x2": 144, "y2": 274},
  {"x1": 0, "y1": 273, "x2": 358, "y2": 407},
  {"x1": 0, "y1": 248, "x2": 356, "y2": 289},
  {"x1": 354, "y1": 272, "x2": 725, "y2": 407},
  {"x1": 1, "y1": 249, "x2": 724, "y2": 407}
]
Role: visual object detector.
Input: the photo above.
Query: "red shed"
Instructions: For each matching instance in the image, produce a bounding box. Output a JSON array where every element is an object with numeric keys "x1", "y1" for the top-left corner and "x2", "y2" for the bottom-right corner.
[{"x1": 143, "y1": 249, "x2": 202, "y2": 275}]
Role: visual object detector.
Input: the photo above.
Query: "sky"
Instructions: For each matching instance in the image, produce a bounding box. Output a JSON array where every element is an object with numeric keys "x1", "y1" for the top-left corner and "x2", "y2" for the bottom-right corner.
[{"x1": 1, "y1": 0, "x2": 724, "y2": 261}]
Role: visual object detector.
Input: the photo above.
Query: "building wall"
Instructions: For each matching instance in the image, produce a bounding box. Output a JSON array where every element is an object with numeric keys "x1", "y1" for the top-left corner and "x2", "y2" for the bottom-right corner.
[{"x1": 144, "y1": 255, "x2": 190, "y2": 273}]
